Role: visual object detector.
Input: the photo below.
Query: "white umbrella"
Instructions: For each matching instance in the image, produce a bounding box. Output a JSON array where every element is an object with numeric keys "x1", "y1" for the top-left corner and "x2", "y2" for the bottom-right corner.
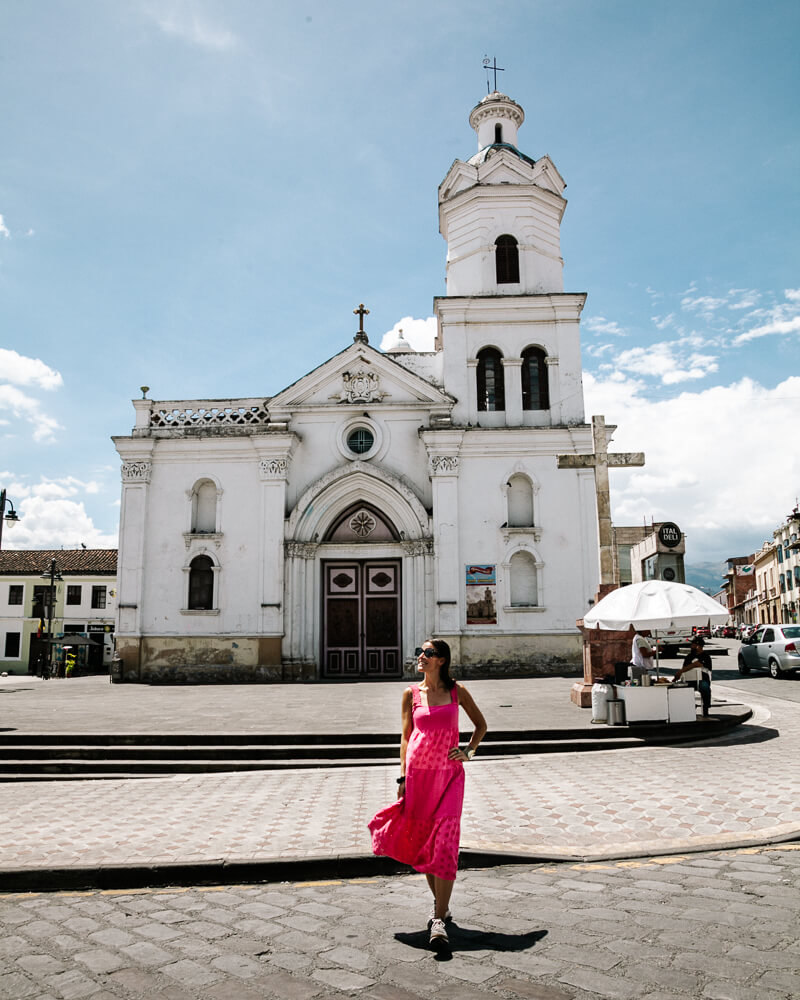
[
  {"x1": 583, "y1": 580, "x2": 729, "y2": 679},
  {"x1": 583, "y1": 580, "x2": 729, "y2": 631}
]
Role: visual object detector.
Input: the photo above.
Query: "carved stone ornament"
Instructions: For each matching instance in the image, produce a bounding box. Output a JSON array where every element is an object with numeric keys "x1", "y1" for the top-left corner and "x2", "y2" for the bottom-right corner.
[
  {"x1": 430, "y1": 456, "x2": 460, "y2": 475},
  {"x1": 121, "y1": 461, "x2": 151, "y2": 483},
  {"x1": 285, "y1": 541, "x2": 319, "y2": 560},
  {"x1": 260, "y1": 458, "x2": 289, "y2": 479},
  {"x1": 349, "y1": 509, "x2": 376, "y2": 537},
  {"x1": 401, "y1": 538, "x2": 435, "y2": 557},
  {"x1": 341, "y1": 367, "x2": 385, "y2": 404}
]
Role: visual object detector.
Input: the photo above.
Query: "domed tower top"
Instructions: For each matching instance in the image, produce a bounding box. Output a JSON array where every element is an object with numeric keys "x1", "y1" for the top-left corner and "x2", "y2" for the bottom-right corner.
[{"x1": 468, "y1": 92, "x2": 525, "y2": 150}]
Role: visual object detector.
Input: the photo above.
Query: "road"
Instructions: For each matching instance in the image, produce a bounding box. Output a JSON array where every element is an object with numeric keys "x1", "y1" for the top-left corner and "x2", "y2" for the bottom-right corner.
[{"x1": 680, "y1": 638, "x2": 800, "y2": 705}]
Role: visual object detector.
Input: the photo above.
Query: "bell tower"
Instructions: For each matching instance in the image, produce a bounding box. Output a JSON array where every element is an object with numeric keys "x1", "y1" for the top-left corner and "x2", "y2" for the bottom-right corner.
[{"x1": 434, "y1": 92, "x2": 586, "y2": 428}]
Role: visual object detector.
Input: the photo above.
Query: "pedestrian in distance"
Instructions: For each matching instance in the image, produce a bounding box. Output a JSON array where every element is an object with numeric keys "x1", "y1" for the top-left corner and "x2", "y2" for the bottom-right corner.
[
  {"x1": 368, "y1": 638, "x2": 487, "y2": 949},
  {"x1": 675, "y1": 635, "x2": 713, "y2": 716}
]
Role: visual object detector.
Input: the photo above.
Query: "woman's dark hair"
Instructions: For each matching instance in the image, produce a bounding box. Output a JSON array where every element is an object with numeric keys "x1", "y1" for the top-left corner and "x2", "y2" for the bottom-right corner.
[{"x1": 427, "y1": 638, "x2": 455, "y2": 690}]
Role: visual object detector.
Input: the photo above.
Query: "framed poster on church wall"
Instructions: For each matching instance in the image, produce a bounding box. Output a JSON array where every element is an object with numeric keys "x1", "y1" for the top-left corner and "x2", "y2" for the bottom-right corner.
[{"x1": 466, "y1": 565, "x2": 497, "y2": 625}]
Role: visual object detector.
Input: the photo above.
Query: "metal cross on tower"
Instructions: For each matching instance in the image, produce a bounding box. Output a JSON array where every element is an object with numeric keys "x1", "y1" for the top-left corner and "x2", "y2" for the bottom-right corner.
[
  {"x1": 482, "y1": 56, "x2": 505, "y2": 94},
  {"x1": 353, "y1": 303, "x2": 370, "y2": 344}
]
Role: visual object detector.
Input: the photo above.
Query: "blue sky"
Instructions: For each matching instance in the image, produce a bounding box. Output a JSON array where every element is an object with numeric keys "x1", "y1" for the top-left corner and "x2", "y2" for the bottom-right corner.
[{"x1": 1, "y1": 0, "x2": 799, "y2": 573}]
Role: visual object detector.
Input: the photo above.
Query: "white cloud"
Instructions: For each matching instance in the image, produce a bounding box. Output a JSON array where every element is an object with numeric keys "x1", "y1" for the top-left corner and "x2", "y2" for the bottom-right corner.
[
  {"x1": 727, "y1": 289, "x2": 761, "y2": 310},
  {"x1": 583, "y1": 373, "x2": 800, "y2": 560},
  {"x1": 0, "y1": 215, "x2": 9, "y2": 238},
  {"x1": 680, "y1": 294, "x2": 727, "y2": 317},
  {"x1": 786, "y1": 288, "x2": 800, "y2": 303},
  {"x1": 584, "y1": 316, "x2": 626, "y2": 337},
  {"x1": 651, "y1": 313, "x2": 675, "y2": 331},
  {"x1": 380, "y1": 316, "x2": 437, "y2": 353},
  {"x1": 733, "y1": 314, "x2": 800, "y2": 345},
  {"x1": 3, "y1": 496, "x2": 117, "y2": 550},
  {"x1": 0, "y1": 385, "x2": 61, "y2": 442},
  {"x1": 0, "y1": 348, "x2": 63, "y2": 390},
  {"x1": 609, "y1": 338, "x2": 718, "y2": 385},
  {"x1": 145, "y1": 2, "x2": 239, "y2": 50}
]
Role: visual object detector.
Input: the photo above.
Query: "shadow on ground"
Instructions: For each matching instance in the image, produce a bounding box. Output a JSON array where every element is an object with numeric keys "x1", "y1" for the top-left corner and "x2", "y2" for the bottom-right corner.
[{"x1": 395, "y1": 924, "x2": 547, "y2": 961}]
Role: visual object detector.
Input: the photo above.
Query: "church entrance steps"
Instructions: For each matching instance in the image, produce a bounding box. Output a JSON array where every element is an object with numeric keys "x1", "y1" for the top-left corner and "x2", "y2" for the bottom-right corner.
[{"x1": 0, "y1": 709, "x2": 751, "y2": 780}]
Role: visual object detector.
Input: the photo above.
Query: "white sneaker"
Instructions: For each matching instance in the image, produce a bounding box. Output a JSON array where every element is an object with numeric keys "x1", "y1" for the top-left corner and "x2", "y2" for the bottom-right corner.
[
  {"x1": 428, "y1": 904, "x2": 452, "y2": 927},
  {"x1": 429, "y1": 918, "x2": 449, "y2": 946}
]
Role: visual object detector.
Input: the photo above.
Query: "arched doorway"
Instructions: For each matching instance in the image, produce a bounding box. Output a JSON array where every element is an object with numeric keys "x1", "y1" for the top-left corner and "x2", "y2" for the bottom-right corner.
[{"x1": 322, "y1": 503, "x2": 402, "y2": 678}]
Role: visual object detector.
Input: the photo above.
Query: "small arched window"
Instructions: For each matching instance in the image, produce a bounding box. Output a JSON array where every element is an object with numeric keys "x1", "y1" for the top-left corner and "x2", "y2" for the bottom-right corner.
[
  {"x1": 191, "y1": 480, "x2": 217, "y2": 533},
  {"x1": 510, "y1": 551, "x2": 538, "y2": 606},
  {"x1": 477, "y1": 347, "x2": 505, "y2": 412},
  {"x1": 188, "y1": 555, "x2": 214, "y2": 610},
  {"x1": 507, "y1": 475, "x2": 534, "y2": 527},
  {"x1": 494, "y1": 123, "x2": 503, "y2": 144},
  {"x1": 495, "y1": 234, "x2": 519, "y2": 284},
  {"x1": 521, "y1": 347, "x2": 550, "y2": 411}
]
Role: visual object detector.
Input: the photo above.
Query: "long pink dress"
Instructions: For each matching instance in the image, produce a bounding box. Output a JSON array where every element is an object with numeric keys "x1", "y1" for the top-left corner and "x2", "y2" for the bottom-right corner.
[{"x1": 368, "y1": 683, "x2": 464, "y2": 881}]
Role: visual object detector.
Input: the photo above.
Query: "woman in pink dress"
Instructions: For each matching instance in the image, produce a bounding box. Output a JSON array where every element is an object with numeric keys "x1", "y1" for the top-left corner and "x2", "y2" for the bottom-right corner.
[{"x1": 368, "y1": 638, "x2": 487, "y2": 948}]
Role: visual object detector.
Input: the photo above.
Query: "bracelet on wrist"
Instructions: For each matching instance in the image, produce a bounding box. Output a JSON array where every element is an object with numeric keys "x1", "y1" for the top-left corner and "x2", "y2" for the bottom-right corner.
[
  {"x1": 396, "y1": 776, "x2": 406, "y2": 784},
  {"x1": 465, "y1": 747, "x2": 476, "y2": 760}
]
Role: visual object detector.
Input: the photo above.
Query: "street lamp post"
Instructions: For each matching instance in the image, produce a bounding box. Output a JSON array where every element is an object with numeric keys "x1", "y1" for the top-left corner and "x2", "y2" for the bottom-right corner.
[
  {"x1": 0, "y1": 489, "x2": 20, "y2": 550},
  {"x1": 41, "y1": 558, "x2": 63, "y2": 678}
]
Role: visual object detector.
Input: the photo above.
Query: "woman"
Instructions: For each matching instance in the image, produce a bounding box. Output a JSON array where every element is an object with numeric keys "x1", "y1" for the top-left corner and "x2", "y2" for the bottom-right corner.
[{"x1": 368, "y1": 638, "x2": 487, "y2": 948}]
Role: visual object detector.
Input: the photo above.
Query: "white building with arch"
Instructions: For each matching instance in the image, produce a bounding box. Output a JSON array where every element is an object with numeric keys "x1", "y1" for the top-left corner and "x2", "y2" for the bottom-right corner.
[{"x1": 113, "y1": 91, "x2": 600, "y2": 682}]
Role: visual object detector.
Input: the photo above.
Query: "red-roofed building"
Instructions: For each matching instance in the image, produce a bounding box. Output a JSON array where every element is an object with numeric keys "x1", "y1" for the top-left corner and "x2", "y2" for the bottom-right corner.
[{"x1": 0, "y1": 549, "x2": 117, "y2": 675}]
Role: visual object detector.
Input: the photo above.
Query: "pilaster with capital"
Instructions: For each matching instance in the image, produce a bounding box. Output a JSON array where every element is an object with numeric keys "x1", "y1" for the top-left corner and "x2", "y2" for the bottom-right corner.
[
  {"x1": 114, "y1": 442, "x2": 155, "y2": 639},
  {"x1": 252, "y1": 434, "x2": 297, "y2": 637},
  {"x1": 423, "y1": 430, "x2": 464, "y2": 632}
]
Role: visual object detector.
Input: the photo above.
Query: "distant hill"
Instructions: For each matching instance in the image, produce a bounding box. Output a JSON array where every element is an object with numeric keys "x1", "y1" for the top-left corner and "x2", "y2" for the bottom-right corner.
[{"x1": 685, "y1": 561, "x2": 726, "y2": 596}]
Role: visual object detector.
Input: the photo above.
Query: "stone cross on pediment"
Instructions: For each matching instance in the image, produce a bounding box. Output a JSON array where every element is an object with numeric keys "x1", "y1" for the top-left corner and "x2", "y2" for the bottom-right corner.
[{"x1": 558, "y1": 415, "x2": 644, "y2": 585}]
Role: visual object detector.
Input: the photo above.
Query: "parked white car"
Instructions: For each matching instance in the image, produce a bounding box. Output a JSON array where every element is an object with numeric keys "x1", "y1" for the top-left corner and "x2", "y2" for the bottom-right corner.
[{"x1": 738, "y1": 624, "x2": 800, "y2": 678}]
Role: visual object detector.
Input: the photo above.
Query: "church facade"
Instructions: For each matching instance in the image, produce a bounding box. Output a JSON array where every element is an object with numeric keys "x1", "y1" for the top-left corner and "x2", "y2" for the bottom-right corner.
[{"x1": 113, "y1": 92, "x2": 600, "y2": 682}]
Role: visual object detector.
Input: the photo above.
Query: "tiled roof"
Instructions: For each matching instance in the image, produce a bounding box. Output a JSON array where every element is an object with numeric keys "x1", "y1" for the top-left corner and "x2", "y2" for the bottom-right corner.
[{"x1": 0, "y1": 549, "x2": 117, "y2": 575}]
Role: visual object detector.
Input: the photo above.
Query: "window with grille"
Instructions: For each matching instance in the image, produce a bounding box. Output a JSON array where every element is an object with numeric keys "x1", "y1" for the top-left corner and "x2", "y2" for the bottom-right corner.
[
  {"x1": 521, "y1": 347, "x2": 550, "y2": 410},
  {"x1": 8, "y1": 585, "x2": 22, "y2": 606},
  {"x1": 67, "y1": 585, "x2": 82, "y2": 605},
  {"x1": 91, "y1": 586, "x2": 107, "y2": 610},
  {"x1": 347, "y1": 428, "x2": 374, "y2": 455},
  {"x1": 495, "y1": 234, "x2": 519, "y2": 284},
  {"x1": 476, "y1": 348, "x2": 505, "y2": 412}
]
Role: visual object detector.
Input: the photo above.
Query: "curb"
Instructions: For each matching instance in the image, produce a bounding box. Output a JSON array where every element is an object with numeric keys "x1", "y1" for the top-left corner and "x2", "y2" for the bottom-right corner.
[{"x1": 3, "y1": 828, "x2": 800, "y2": 895}]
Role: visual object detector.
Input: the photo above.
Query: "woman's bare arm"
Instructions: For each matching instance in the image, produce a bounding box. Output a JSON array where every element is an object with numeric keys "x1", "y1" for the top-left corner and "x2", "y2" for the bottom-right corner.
[
  {"x1": 448, "y1": 683, "x2": 487, "y2": 761},
  {"x1": 398, "y1": 687, "x2": 413, "y2": 796}
]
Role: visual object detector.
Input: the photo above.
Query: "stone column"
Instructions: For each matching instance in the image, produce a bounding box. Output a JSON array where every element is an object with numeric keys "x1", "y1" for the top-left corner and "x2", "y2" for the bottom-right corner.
[
  {"x1": 502, "y1": 358, "x2": 523, "y2": 426},
  {"x1": 258, "y1": 457, "x2": 290, "y2": 669},
  {"x1": 117, "y1": 449, "x2": 154, "y2": 680}
]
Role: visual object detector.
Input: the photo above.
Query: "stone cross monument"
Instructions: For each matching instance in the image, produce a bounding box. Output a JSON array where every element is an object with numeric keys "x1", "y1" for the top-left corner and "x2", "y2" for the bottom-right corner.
[{"x1": 558, "y1": 415, "x2": 645, "y2": 705}]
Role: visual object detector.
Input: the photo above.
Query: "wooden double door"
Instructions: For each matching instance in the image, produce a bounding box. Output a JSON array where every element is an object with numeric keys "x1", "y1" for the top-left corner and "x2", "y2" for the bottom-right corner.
[{"x1": 322, "y1": 560, "x2": 401, "y2": 678}]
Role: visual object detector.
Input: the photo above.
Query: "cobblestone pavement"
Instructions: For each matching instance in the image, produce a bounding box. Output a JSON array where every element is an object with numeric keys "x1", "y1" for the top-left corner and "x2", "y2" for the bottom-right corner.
[
  {"x1": 1, "y1": 844, "x2": 799, "y2": 1000},
  {"x1": 1, "y1": 686, "x2": 799, "y2": 879}
]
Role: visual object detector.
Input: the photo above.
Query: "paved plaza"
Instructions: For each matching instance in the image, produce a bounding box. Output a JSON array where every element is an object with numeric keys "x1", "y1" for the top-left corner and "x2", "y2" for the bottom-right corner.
[
  {"x1": 1, "y1": 669, "x2": 799, "y2": 888},
  {"x1": 1, "y1": 845, "x2": 799, "y2": 1000}
]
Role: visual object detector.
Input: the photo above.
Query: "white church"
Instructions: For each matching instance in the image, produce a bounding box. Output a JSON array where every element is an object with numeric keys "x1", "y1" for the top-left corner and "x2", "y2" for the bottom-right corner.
[{"x1": 113, "y1": 91, "x2": 601, "y2": 683}]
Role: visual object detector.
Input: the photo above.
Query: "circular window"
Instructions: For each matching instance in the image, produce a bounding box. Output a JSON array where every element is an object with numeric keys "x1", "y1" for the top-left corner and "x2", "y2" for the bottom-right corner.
[
  {"x1": 336, "y1": 416, "x2": 384, "y2": 462},
  {"x1": 347, "y1": 427, "x2": 375, "y2": 455}
]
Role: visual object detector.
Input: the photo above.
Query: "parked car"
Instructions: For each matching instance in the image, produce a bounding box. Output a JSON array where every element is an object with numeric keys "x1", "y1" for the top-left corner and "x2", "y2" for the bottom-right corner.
[
  {"x1": 722, "y1": 625, "x2": 736, "y2": 638},
  {"x1": 692, "y1": 625, "x2": 711, "y2": 639},
  {"x1": 738, "y1": 624, "x2": 800, "y2": 678},
  {"x1": 741, "y1": 623, "x2": 758, "y2": 640}
]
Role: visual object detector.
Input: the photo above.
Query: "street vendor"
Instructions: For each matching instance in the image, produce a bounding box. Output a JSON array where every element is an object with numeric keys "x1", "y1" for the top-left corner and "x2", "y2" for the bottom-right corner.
[
  {"x1": 675, "y1": 636, "x2": 712, "y2": 717},
  {"x1": 630, "y1": 629, "x2": 656, "y2": 682}
]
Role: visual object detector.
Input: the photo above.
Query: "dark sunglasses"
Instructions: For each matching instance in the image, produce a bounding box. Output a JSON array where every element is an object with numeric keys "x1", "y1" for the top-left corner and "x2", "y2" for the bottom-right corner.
[{"x1": 414, "y1": 646, "x2": 438, "y2": 659}]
